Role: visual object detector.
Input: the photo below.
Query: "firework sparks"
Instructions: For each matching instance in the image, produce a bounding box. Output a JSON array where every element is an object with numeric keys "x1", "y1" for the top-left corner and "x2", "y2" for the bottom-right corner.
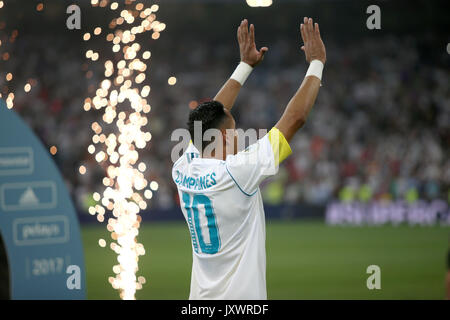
[{"x1": 83, "y1": 0, "x2": 163, "y2": 300}]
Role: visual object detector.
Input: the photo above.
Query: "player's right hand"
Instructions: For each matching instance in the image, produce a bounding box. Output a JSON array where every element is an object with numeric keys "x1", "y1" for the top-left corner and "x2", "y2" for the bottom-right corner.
[
  {"x1": 300, "y1": 17, "x2": 326, "y2": 64},
  {"x1": 237, "y1": 19, "x2": 268, "y2": 67}
]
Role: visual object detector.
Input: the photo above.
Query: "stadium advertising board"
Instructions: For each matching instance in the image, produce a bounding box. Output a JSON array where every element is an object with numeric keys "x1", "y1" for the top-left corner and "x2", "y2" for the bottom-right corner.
[{"x1": 0, "y1": 99, "x2": 86, "y2": 299}]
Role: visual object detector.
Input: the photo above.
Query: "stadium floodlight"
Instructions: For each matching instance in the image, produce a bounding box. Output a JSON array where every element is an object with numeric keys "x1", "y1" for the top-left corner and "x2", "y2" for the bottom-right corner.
[{"x1": 246, "y1": 0, "x2": 273, "y2": 7}]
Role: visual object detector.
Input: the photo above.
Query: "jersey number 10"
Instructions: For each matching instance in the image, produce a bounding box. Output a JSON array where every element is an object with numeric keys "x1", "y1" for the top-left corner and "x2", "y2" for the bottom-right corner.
[{"x1": 182, "y1": 192, "x2": 221, "y2": 254}]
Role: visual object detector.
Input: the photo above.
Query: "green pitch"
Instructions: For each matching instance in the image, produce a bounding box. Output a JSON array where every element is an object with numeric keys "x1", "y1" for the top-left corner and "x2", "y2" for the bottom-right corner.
[{"x1": 82, "y1": 220, "x2": 449, "y2": 299}]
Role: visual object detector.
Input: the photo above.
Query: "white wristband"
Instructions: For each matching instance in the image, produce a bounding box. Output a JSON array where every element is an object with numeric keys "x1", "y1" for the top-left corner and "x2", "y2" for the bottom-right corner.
[
  {"x1": 305, "y1": 60, "x2": 324, "y2": 81},
  {"x1": 230, "y1": 62, "x2": 253, "y2": 86}
]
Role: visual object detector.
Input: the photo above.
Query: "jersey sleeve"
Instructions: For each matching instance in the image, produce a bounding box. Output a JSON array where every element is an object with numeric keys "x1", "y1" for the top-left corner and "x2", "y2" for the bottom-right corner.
[{"x1": 225, "y1": 127, "x2": 292, "y2": 196}]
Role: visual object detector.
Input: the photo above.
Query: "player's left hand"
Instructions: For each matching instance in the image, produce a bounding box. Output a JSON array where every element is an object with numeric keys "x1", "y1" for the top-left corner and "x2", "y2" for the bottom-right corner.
[{"x1": 237, "y1": 19, "x2": 268, "y2": 67}]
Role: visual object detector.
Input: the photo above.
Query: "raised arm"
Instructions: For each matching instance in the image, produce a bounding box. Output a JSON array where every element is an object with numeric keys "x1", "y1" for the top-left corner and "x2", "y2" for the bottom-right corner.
[
  {"x1": 214, "y1": 19, "x2": 268, "y2": 110},
  {"x1": 275, "y1": 17, "x2": 326, "y2": 142}
]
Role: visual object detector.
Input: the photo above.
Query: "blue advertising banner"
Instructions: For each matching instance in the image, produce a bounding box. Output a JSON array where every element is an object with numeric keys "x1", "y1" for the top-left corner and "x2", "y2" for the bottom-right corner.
[{"x1": 0, "y1": 99, "x2": 86, "y2": 299}]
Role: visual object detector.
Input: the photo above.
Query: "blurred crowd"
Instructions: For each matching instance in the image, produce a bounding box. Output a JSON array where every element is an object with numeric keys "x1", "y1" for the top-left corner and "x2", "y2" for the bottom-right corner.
[{"x1": 3, "y1": 29, "x2": 449, "y2": 212}]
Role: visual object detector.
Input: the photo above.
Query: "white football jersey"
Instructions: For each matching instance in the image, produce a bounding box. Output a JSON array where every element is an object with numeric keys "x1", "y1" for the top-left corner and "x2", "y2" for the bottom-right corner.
[{"x1": 172, "y1": 127, "x2": 291, "y2": 300}]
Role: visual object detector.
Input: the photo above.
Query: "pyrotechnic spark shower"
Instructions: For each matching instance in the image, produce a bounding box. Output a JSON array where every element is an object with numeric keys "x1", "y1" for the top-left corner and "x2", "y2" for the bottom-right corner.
[{"x1": 83, "y1": 0, "x2": 165, "y2": 300}]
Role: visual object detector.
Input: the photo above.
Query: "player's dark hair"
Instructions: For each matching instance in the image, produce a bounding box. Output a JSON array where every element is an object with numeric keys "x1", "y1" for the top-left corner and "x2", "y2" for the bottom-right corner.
[{"x1": 187, "y1": 100, "x2": 227, "y2": 152}]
